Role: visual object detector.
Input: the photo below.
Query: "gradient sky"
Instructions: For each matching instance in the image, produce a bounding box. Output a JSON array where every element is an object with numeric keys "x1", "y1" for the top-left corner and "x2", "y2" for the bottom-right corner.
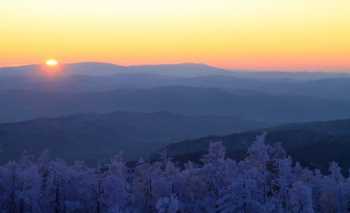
[{"x1": 1, "y1": 0, "x2": 350, "y2": 70}]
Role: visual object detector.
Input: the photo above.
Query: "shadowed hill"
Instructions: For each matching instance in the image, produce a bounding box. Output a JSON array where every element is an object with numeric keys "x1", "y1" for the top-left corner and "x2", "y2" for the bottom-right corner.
[
  {"x1": 163, "y1": 118, "x2": 350, "y2": 170},
  {"x1": 0, "y1": 111, "x2": 263, "y2": 164}
]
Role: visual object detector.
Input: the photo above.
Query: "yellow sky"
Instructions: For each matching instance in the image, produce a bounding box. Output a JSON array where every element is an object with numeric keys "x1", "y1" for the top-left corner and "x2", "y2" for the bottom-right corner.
[{"x1": 1, "y1": 0, "x2": 350, "y2": 70}]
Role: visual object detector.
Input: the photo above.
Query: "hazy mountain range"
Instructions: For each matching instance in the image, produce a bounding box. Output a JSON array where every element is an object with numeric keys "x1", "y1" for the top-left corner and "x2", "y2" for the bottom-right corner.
[
  {"x1": 2, "y1": 86, "x2": 350, "y2": 124},
  {"x1": 1, "y1": 62, "x2": 349, "y2": 78},
  {"x1": 1, "y1": 62, "x2": 350, "y2": 99},
  {"x1": 0, "y1": 62, "x2": 228, "y2": 78},
  {"x1": 1, "y1": 62, "x2": 350, "y2": 165}
]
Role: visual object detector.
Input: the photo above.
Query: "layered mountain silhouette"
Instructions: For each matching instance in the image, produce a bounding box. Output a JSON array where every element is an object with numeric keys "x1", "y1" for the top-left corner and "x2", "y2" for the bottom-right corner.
[
  {"x1": 2, "y1": 62, "x2": 350, "y2": 100},
  {"x1": 2, "y1": 86, "x2": 350, "y2": 124},
  {"x1": 2, "y1": 62, "x2": 350, "y2": 168}
]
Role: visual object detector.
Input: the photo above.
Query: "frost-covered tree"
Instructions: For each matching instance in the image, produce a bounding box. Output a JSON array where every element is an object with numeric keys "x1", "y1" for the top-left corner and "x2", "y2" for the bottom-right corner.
[
  {"x1": 0, "y1": 133, "x2": 350, "y2": 212},
  {"x1": 156, "y1": 195, "x2": 179, "y2": 213}
]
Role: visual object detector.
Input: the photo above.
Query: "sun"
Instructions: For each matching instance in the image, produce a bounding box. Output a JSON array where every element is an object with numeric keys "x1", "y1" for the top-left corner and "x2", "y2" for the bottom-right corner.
[{"x1": 46, "y1": 59, "x2": 59, "y2": 67}]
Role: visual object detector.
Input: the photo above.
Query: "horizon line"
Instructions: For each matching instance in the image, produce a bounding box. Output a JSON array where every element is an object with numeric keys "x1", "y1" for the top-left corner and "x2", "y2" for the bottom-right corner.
[{"x1": 0, "y1": 61, "x2": 350, "y2": 73}]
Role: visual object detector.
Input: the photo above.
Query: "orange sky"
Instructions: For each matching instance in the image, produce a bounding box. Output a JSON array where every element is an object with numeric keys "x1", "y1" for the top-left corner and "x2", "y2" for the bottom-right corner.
[{"x1": 1, "y1": 0, "x2": 350, "y2": 71}]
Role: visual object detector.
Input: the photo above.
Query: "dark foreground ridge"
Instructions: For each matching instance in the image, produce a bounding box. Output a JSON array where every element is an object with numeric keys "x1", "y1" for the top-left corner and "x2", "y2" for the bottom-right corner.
[{"x1": 165, "y1": 118, "x2": 350, "y2": 170}]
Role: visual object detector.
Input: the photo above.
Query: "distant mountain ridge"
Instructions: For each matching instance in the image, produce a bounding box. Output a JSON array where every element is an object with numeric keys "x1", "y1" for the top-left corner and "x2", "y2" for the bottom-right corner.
[
  {"x1": 0, "y1": 62, "x2": 230, "y2": 77},
  {"x1": 2, "y1": 62, "x2": 350, "y2": 79}
]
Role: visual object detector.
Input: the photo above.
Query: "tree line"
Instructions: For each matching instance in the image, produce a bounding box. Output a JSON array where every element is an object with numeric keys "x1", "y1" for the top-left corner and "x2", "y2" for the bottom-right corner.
[{"x1": 0, "y1": 134, "x2": 348, "y2": 213}]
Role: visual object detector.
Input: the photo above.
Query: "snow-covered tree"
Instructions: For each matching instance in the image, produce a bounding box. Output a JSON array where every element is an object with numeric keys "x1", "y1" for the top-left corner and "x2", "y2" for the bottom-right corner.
[{"x1": 0, "y1": 133, "x2": 349, "y2": 212}]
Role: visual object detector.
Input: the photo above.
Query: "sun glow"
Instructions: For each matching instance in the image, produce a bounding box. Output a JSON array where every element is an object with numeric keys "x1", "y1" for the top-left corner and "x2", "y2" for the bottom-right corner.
[
  {"x1": 2, "y1": 0, "x2": 350, "y2": 70},
  {"x1": 46, "y1": 59, "x2": 58, "y2": 67},
  {"x1": 43, "y1": 59, "x2": 62, "y2": 76}
]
